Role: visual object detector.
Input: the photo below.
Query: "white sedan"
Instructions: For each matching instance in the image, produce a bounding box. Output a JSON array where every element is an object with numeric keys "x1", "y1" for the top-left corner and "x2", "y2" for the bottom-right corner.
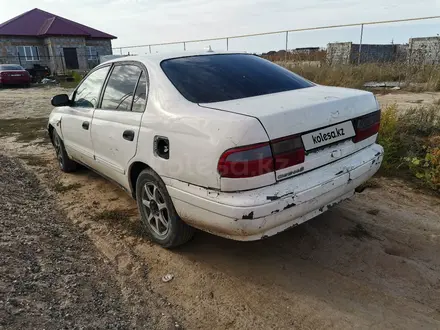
[{"x1": 48, "y1": 51, "x2": 383, "y2": 248}]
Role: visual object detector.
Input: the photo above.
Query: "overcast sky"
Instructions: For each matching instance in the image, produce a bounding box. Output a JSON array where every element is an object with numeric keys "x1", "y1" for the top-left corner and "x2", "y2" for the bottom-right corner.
[{"x1": 1, "y1": 0, "x2": 439, "y2": 54}]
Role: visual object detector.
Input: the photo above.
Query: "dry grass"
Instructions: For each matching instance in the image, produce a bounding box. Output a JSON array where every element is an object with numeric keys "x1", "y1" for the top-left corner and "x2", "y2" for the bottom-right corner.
[
  {"x1": 281, "y1": 62, "x2": 440, "y2": 91},
  {"x1": 19, "y1": 155, "x2": 48, "y2": 167},
  {"x1": 346, "y1": 224, "x2": 374, "y2": 240},
  {"x1": 378, "y1": 103, "x2": 440, "y2": 191},
  {"x1": 92, "y1": 209, "x2": 143, "y2": 237}
]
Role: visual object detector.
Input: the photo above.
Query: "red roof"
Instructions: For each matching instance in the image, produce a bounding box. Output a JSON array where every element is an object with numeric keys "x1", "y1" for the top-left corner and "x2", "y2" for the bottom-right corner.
[{"x1": 0, "y1": 8, "x2": 116, "y2": 39}]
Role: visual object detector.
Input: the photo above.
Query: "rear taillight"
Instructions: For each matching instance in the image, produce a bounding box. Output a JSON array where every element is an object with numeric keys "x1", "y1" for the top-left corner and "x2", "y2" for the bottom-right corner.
[
  {"x1": 271, "y1": 135, "x2": 305, "y2": 170},
  {"x1": 218, "y1": 143, "x2": 274, "y2": 178},
  {"x1": 218, "y1": 136, "x2": 306, "y2": 178},
  {"x1": 353, "y1": 110, "x2": 381, "y2": 143}
]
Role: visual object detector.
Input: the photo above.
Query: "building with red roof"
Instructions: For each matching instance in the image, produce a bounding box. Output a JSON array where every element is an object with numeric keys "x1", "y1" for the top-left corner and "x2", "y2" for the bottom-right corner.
[{"x1": 0, "y1": 8, "x2": 116, "y2": 73}]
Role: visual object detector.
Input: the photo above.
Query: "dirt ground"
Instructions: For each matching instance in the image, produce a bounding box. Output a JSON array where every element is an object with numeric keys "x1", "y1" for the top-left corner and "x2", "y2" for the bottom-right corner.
[{"x1": 1, "y1": 86, "x2": 440, "y2": 329}]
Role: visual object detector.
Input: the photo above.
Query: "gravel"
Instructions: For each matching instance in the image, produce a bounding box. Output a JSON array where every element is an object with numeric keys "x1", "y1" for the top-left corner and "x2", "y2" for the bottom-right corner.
[{"x1": 0, "y1": 154, "x2": 133, "y2": 329}]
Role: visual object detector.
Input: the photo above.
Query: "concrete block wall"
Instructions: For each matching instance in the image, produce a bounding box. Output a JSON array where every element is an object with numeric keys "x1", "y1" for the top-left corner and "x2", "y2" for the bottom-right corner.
[
  {"x1": 0, "y1": 37, "x2": 50, "y2": 68},
  {"x1": 326, "y1": 42, "x2": 352, "y2": 65},
  {"x1": 350, "y1": 44, "x2": 401, "y2": 63},
  {"x1": 86, "y1": 39, "x2": 113, "y2": 56},
  {"x1": 85, "y1": 39, "x2": 113, "y2": 69},
  {"x1": 0, "y1": 36, "x2": 113, "y2": 74},
  {"x1": 327, "y1": 42, "x2": 409, "y2": 65},
  {"x1": 45, "y1": 36, "x2": 88, "y2": 72},
  {"x1": 408, "y1": 37, "x2": 440, "y2": 65}
]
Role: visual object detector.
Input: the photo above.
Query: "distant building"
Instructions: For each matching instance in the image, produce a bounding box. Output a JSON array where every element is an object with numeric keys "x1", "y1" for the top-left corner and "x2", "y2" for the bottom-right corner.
[
  {"x1": 262, "y1": 47, "x2": 324, "y2": 62},
  {"x1": 0, "y1": 8, "x2": 116, "y2": 73},
  {"x1": 291, "y1": 47, "x2": 321, "y2": 54}
]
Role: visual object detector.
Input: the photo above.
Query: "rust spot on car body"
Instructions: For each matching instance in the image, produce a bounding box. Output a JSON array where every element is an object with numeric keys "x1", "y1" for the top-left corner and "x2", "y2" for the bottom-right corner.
[
  {"x1": 283, "y1": 203, "x2": 296, "y2": 210},
  {"x1": 242, "y1": 211, "x2": 254, "y2": 220}
]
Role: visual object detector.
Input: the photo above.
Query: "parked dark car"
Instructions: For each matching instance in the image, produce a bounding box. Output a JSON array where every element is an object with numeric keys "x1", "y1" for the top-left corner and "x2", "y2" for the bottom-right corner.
[
  {"x1": 26, "y1": 64, "x2": 51, "y2": 83},
  {"x1": 0, "y1": 64, "x2": 31, "y2": 87}
]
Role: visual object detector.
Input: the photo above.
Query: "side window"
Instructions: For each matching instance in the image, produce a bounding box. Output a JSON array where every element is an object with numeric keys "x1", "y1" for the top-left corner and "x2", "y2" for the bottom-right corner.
[
  {"x1": 132, "y1": 71, "x2": 148, "y2": 113},
  {"x1": 101, "y1": 65, "x2": 142, "y2": 111},
  {"x1": 73, "y1": 66, "x2": 110, "y2": 108}
]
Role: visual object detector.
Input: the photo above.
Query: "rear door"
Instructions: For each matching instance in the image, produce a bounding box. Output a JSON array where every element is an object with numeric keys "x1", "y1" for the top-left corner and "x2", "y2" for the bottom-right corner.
[
  {"x1": 60, "y1": 65, "x2": 110, "y2": 166},
  {"x1": 91, "y1": 63, "x2": 147, "y2": 181}
]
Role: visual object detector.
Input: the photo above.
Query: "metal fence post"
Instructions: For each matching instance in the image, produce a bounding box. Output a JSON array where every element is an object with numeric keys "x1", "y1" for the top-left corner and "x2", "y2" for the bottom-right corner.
[
  {"x1": 149, "y1": 45, "x2": 152, "y2": 54},
  {"x1": 17, "y1": 52, "x2": 22, "y2": 66},
  {"x1": 358, "y1": 24, "x2": 364, "y2": 65},
  {"x1": 183, "y1": 42, "x2": 186, "y2": 51},
  {"x1": 285, "y1": 31, "x2": 289, "y2": 62},
  {"x1": 226, "y1": 38, "x2": 229, "y2": 51}
]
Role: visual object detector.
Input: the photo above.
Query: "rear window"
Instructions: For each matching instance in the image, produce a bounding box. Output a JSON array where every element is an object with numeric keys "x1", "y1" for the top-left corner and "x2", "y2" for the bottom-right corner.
[
  {"x1": 0, "y1": 65, "x2": 24, "y2": 71},
  {"x1": 161, "y1": 54, "x2": 314, "y2": 103}
]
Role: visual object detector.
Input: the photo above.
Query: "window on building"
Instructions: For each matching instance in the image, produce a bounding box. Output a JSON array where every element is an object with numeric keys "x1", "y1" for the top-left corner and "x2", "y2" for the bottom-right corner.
[
  {"x1": 16, "y1": 46, "x2": 40, "y2": 61},
  {"x1": 86, "y1": 46, "x2": 97, "y2": 60}
]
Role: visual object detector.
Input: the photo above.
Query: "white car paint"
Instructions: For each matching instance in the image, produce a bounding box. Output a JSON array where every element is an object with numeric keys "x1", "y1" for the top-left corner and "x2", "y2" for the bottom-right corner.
[{"x1": 48, "y1": 51, "x2": 383, "y2": 241}]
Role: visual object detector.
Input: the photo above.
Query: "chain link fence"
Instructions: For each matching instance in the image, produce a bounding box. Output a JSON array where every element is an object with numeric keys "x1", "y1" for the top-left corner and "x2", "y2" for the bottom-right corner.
[{"x1": 113, "y1": 16, "x2": 440, "y2": 91}]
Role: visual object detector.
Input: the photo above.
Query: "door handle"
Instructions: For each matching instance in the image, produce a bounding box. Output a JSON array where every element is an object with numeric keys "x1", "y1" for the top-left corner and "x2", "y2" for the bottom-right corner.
[
  {"x1": 82, "y1": 121, "x2": 89, "y2": 130},
  {"x1": 123, "y1": 130, "x2": 135, "y2": 141}
]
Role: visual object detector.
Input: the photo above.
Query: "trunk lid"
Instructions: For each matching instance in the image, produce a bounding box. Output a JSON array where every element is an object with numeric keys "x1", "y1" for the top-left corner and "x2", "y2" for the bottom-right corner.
[
  {"x1": 200, "y1": 85, "x2": 380, "y2": 181},
  {"x1": 0, "y1": 70, "x2": 29, "y2": 82}
]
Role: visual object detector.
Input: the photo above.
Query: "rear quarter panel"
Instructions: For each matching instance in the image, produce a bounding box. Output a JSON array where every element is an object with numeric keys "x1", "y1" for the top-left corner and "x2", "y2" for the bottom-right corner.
[{"x1": 131, "y1": 65, "x2": 269, "y2": 190}]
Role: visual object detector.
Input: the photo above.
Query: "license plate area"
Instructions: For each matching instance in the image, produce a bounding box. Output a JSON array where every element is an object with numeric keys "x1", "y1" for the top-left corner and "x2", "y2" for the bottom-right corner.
[{"x1": 301, "y1": 121, "x2": 355, "y2": 151}]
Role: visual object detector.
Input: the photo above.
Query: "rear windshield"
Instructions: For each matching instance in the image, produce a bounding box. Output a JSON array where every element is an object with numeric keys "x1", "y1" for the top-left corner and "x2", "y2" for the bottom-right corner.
[
  {"x1": 161, "y1": 54, "x2": 314, "y2": 103},
  {"x1": 0, "y1": 65, "x2": 24, "y2": 70}
]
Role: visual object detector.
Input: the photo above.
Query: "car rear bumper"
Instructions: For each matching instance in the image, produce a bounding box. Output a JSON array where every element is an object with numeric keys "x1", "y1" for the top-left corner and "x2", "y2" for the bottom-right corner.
[
  {"x1": 0, "y1": 77, "x2": 30, "y2": 84},
  {"x1": 165, "y1": 143, "x2": 383, "y2": 241}
]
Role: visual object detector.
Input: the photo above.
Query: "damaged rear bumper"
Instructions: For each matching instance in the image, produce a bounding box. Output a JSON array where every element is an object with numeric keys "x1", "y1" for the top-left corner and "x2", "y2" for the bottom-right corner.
[{"x1": 166, "y1": 144, "x2": 384, "y2": 241}]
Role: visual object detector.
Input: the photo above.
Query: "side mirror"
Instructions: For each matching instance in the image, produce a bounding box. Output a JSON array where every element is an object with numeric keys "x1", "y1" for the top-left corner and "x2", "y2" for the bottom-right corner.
[{"x1": 51, "y1": 94, "x2": 70, "y2": 107}]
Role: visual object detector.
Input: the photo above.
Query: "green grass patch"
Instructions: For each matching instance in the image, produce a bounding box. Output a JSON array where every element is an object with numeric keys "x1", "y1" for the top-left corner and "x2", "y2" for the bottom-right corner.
[
  {"x1": 53, "y1": 182, "x2": 83, "y2": 193},
  {"x1": 59, "y1": 81, "x2": 78, "y2": 89},
  {"x1": 18, "y1": 155, "x2": 48, "y2": 167},
  {"x1": 346, "y1": 224, "x2": 374, "y2": 240},
  {"x1": 92, "y1": 208, "x2": 142, "y2": 237},
  {"x1": 378, "y1": 104, "x2": 440, "y2": 192},
  {"x1": 0, "y1": 117, "x2": 49, "y2": 143}
]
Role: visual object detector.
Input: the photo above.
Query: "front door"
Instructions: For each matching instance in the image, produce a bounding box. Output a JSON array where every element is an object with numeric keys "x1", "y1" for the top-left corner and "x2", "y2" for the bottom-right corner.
[
  {"x1": 61, "y1": 65, "x2": 111, "y2": 167},
  {"x1": 63, "y1": 48, "x2": 79, "y2": 69},
  {"x1": 91, "y1": 64, "x2": 147, "y2": 184}
]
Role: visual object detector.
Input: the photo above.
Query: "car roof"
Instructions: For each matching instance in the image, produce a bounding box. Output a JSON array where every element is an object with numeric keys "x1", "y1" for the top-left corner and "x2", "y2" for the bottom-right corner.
[
  {"x1": 0, "y1": 64, "x2": 24, "y2": 69},
  {"x1": 103, "y1": 50, "x2": 249, "y2": 66}
]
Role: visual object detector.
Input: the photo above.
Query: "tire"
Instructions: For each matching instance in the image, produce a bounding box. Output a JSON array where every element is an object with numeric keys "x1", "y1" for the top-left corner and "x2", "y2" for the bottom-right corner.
[
  {"x1": 53, "y1": 130, "x2": 77, "y2": 172},
  {"x1": 136, "y1": 168, "x2": 195, "y2": 248}
]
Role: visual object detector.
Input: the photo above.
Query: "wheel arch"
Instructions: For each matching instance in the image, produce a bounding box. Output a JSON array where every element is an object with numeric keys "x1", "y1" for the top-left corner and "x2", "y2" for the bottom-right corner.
[
  {"x1": 48, "y1": 124, "x2": 55, "y2": 145},
  {"x1": 128, "y1": 161, "x2": 153, "y2": 199}
]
